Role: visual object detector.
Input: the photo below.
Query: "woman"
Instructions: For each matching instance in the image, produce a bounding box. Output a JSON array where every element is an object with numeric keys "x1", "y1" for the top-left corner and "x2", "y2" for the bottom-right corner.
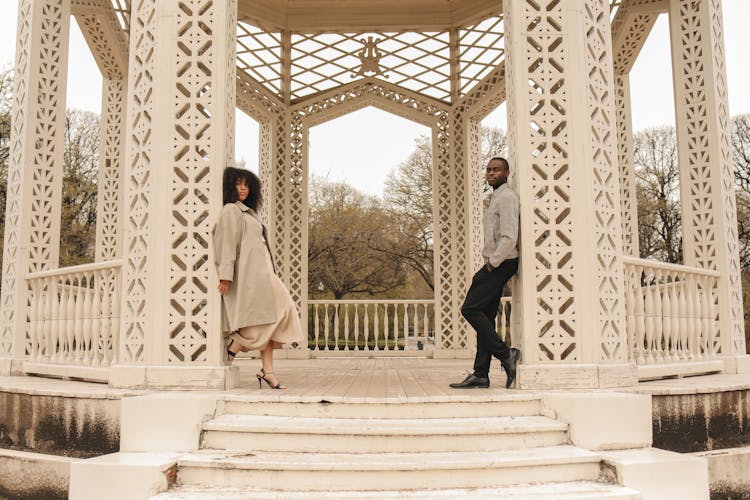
[{"x1": 213, "y1": 166, "x2": 303, "y2": 389}]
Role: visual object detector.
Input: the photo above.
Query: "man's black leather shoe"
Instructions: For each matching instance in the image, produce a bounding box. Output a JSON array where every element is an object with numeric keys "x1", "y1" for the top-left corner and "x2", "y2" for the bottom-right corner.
[
  {"x1": 501, "y1": 348, "x2": 521, "y2": 388},
  {"x1": 449, "y1": 373, "x2": 489, "y2": 389}
]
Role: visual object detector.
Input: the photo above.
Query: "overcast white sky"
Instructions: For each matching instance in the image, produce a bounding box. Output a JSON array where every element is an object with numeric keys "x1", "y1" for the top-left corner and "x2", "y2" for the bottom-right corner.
[{"x1": 1, "y1": 2, "x2": 748, "y2": 196}]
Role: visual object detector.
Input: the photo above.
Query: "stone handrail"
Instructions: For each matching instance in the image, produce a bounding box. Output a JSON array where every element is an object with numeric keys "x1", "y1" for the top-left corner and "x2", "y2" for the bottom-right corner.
[
  {"x1": 25, "y1": 260, "x2": 122, "y2": 378},
  {"x1": 623, "y1": 257, "x2": 720, "y2": 368}
]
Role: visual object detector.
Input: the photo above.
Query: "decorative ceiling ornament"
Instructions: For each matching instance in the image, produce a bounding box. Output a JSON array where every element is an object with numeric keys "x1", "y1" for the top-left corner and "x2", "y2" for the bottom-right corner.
[{"x1": 352, "y1": 36, "x2": 388, "y2": 78}]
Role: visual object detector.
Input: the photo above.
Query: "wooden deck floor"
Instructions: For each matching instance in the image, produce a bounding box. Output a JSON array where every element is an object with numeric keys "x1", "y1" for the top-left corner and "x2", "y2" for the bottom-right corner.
[{"x1": 230, "y1": 357, "x2": 529, "y2": 401}]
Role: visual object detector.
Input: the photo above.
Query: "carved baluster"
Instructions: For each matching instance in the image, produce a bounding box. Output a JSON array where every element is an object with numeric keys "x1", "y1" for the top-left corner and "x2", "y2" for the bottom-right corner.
[
  {"x1": 625, "y1": 267, "x2": 636, "y2": 362},
  {"x1": 49, "y1": 276, "x2": 62, "y2": 362},
  {"x1": 698, "y1": 275, "x2": 709, "y2": 358},
  {"x1": 422, "y1": 302, "x2": 435, "y2": 345},
  {"x1": 65, "y1": 277, "x2": 76, "y2": 363},
  {"x1": 333, "y1": 304, "x2": 340, "y2": 351},
  {"x1": 313, "y1": 304, "x2": 320, "y2": 351},
  {"x1": 364, "y1": 304, "x2": 370, "y2": 350},
  {"x1": 74, "y1": 274, "x2": 84, "y2": 362},
  {"x1": 29, "y1": 280, "x2": 40, "y2": 360},
  {"x1": 403, "y1": 303, "x2": 408, "y2": 350},
  {"x1": 343, "y1": 304, "x2": 350, "y2": 351},
  {"x1": 686, "y1": 273, "x2": 698, "y2": 360},
  {"x1": 82, "y1": 274, "x2": 93, "y2": 365},
  {"x1": 633, "y1": 267, "x2": 646, "y2": 364},
  {"x1": 100, "y1": 271, "x2": 112, "y2": 367},
  {"x1": 111, "y1": 271, "x2": 121, "y2": 364},
  {"x1": 644, "y1": 269, "x2": 656, "y2": 363},
  {"x1": 659, "y1": 271, "x2": 672, "y2": 361},
  {"x1": 669, "y1": 273, "x2": 681, "y2": 361},
  {"x1": 374, "y1": 304, "x2": 381, "y2": 350},
  {"x1": 323, "y1": 305, "x2": 330, "y2": 351},
  {"x1": 395, "y1": 304, "x2": 401, "y2": 350},
  {"x1": 383, "y1": 304, "x2": 391, "y2": 350},
  {"x1": 707, "y1": 278, "x2": 718, "y2": 357},
  {"x1": 90, "y1": 272, "x2": 102, "y2": 366},
  {"x1": 388, "y1": 304, "x2": 395, "y2": 351},
  {"x1": 41, "y1": 277, "x2": 53, "y2": 361},
  {"x1": 677, "y1": 273, "x2": 688, "y2": 360},
  {"x1": 56, "y1": 280, "x2": 66, "y2": 361},
  {"x1": 690, "y1": 275, "x2": 702, "y2": 360},
  {"x1": 653, "y1": 273, "x2": 664, "y2": 361},
  {"x1": 354, "y1": 304, "x2": 361, "y2": 351}
]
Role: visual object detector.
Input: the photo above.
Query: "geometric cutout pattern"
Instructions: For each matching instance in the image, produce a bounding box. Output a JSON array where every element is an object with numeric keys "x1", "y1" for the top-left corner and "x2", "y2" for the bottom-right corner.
[
  {"x1": 1, "y1": 0, "x2": 34, "y2": 356},
  {"x1": 121, "y1": 0, "x2": 156, "y2": 363},
  {"x1": 0, "y1": 0, "x2": 68, "y2": 357},
  {"x1": 166, "y1": 0, "x2": 230, "y2": 364},
  {"x1": 237, "y1": 20, "x2": 282, "y2": 97},
  {"x1": 1, "y1": 0, "x2": 33, "y2": 355},
  {"x1": 708, "y1": 0, "x2": 746, "y2": 354},
  {"x1": 672, "y1": 0, "x2": 745, "y2": 354},
  {"x1": 289, "y1": 31, "x2": 451, "y2": 102},
  {"x1": 94, "y1": 78, "x2": 126, "y2": 262},
  {"x1": 515, "y1": 0, "x2": 579, "y2": 362},
  {"x1": 584, "y1": 0, "x2": 627, "y2": 361},
  {"x1": 614, "y1": 73, "x2": 639, "y2": 257},
  {"x1": 458, "y1": 14, "x2": 505, "y2": 97}
]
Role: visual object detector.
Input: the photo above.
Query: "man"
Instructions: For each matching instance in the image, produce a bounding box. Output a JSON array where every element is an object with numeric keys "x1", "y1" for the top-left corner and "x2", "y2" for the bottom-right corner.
[{"x1": 450, "y1": 157, "x2": 521, "y2": 389}]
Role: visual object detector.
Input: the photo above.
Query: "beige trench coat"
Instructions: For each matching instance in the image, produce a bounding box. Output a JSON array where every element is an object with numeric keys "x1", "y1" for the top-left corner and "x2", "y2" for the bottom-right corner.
[{"x1": 213, "y1": 202, "x2": 277, "y2": 332}]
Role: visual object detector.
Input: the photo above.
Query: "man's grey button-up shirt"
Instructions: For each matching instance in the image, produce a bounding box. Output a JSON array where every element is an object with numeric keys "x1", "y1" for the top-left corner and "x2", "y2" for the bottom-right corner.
[{"x1": 482, "y1": 182, "x2": 520, "y2": 268}]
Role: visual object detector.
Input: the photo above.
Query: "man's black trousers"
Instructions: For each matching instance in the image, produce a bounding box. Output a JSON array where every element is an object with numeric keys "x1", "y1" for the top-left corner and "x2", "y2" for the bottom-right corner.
[{"x1": 461, "y1": 258, "x2": 519, "y2": 378}]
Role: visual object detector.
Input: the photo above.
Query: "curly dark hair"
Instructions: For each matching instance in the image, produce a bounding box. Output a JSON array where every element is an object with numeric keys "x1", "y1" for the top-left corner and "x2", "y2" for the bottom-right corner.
[{"x1": 222, "y1": 166, "x2": 262, "y2": 211}]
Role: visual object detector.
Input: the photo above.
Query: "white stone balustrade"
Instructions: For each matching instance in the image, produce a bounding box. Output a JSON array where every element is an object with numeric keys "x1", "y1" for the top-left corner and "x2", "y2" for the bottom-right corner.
[
  {"x1": 308, "y1": 298, "x2": 513, "y2": 354},
  {"x1": 623, "y1": 257, "x2": 721, "y2": 375},
  {"x1": 308, "y1": 300, "x2": 435, "y2": 353},
  {"x1": 25, "y1": 261, "x2": 122, "y2": 382}
]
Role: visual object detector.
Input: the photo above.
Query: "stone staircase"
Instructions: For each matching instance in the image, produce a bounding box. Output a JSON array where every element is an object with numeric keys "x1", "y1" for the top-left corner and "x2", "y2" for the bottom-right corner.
[{"x1": 154, "y1": 395, "x2": 641, "y2": 498}]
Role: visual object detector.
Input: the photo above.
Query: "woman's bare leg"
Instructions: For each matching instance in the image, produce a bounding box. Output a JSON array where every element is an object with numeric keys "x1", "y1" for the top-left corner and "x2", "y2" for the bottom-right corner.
[{"x1": 258, "y1": 343, "x2": 286, "y2": 389}]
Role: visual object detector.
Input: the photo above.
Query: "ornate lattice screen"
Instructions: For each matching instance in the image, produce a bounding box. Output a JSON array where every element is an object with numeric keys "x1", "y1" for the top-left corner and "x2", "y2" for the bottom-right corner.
[
  {"x1": 235, "y1": 15, "x2": 508, "y2": 104},
  {"x1": 237, "y1": 21, "x2": 282, "y2": 97}
]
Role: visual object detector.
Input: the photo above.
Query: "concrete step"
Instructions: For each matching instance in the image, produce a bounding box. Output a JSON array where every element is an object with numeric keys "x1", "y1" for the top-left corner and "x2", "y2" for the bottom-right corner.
[
  {"x1": 177, "y1": 446, "x2": 602, "y2": 491},
  {"x1": 152, "y1": 481, "x2": 641, "y2": 499},
  {"x1": 219, "y1": 394, "x2": 543, "y2": 419},
  {"x1": 202, "y1": 414, "x2": 568, "y2": 453}
]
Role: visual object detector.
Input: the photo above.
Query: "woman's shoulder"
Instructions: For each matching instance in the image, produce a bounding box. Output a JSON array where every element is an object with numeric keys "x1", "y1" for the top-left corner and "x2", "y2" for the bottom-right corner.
[{"x1": 221, "y1": 202, "x2": 242, "y2": 214}]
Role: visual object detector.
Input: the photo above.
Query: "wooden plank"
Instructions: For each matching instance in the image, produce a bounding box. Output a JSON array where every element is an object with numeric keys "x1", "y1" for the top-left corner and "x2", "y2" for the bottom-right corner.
[
  {"x1": 238, "y1": 0, "x2": 502, "y2": 31},
  {"x1": 395, "y1": 367, "x2": 428, "y2": 399}
]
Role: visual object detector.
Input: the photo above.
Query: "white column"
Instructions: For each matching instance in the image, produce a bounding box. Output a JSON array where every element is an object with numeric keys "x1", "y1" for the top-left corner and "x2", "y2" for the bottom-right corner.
[
  {"x1": 614, "y1": 74, "x2": 640, "y2": 257},
  {"x1": 74, "y1": 10, "x2": 128, "y2": 263},
  {"x1": 0, "y1": 0, "x2": 70, "y2": 375},
  {"x1": 611, "y1": 9, "x2": 659, "y2": 258},
  {"x1": 94, "y1": 77, "x2": 126, "y2": 261},
  {"x1": 432, "y1": 110, "x2": 468, "y2": 356},
  {"x1": 505, "y1": 0, "x2": 636, "y2": 388},
  {"x1": 669, "y1": 0, "x2": 748, "y2": 369},
  {"x1": 111, "y1": 0, "x2": 239, "y2": 388}
]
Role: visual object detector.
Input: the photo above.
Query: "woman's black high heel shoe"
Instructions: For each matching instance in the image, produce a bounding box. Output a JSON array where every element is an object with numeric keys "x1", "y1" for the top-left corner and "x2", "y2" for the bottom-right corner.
[
  {"x1": 256, "y1": 368, "x2": 285, "y2": 389},
  {"x1": 227, "y1": 347, "x2": 237, "y2": 362}
]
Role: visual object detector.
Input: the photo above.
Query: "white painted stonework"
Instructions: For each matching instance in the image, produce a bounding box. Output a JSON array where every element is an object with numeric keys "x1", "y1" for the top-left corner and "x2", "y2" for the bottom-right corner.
[
  {"x1": 542, "y1": 392, "x2": 653, "y2": 451},
  {"x1": 0, "y1": 0, "x2": 744, "y2": 391}
]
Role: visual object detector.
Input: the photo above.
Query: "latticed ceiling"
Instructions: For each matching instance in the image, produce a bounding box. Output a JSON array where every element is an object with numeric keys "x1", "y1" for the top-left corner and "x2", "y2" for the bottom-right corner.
[
  {"x1": 75, "y1": 0, "x2": 631, "y2": 106},
  {"x1": 237, "y1": 9, "x2": 504, "y2": 103}
]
